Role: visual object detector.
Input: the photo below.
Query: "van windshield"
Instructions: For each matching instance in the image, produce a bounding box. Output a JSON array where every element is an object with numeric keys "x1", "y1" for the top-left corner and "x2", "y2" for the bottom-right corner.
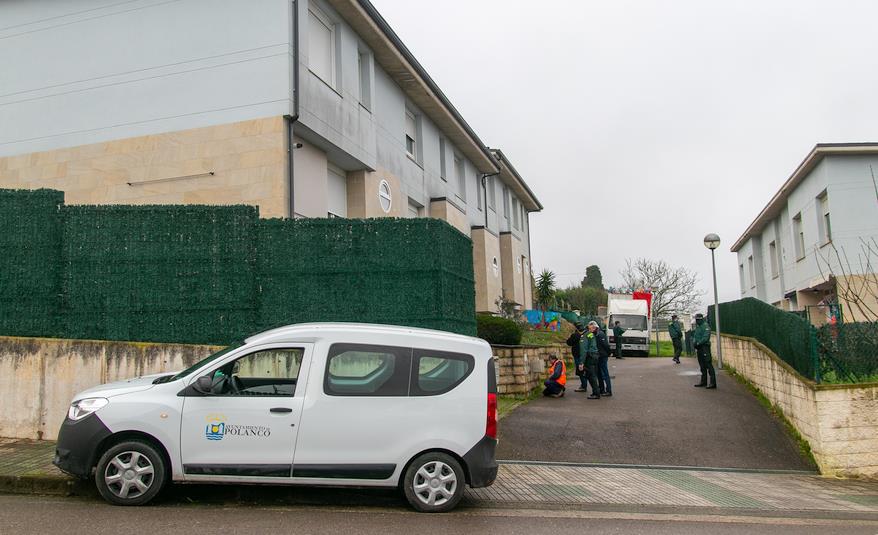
[
  {"x1": 611, "y1": 314, "x2": 648, "y2": 331},
  {"x1": 170, "y1": 343, "x2": 243, "y2": 381}
]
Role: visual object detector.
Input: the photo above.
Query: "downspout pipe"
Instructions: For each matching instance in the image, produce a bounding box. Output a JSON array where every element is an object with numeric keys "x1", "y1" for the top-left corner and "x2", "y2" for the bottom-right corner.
[
  {"x1": 480, "y1": 170, "x2": 500, "y2": 229},
  {"x1": 285, "y1": 0, "x2": 301, "y2": 219}
]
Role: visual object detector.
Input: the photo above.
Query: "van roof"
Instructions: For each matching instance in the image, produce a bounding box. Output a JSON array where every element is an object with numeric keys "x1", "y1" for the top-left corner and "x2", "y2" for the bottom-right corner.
[{"x1": 245, "y1": 322, "x2": 489, "y2": 348}]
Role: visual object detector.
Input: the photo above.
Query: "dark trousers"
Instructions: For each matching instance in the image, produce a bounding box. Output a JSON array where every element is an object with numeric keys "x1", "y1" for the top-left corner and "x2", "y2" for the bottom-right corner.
[
  {"x1": 573, "y1": 356, "x2": 588, "y2": 389},
  {"x1": 615, "y1": 342, "x2": 623, "y2": 357},
  {"x1": 696, "y1": 344, "x2": 716, "y2": 385},
  {"x1": 598, "y1": 355, "x2": 611, "y2": 394},
  {"x1": 543, "y1": 379, "x2": 564, "y2": 396},
  {"x1": 672, "y1": 337, "x2": 683, "y2": 361},
  {"x1": 584, "y1": 354, "x2": 600, "y2": 395}
]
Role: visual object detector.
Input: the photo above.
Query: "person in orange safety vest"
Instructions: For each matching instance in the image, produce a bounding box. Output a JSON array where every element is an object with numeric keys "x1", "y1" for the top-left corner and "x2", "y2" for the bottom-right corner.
[{"x1": 543, "y1": 354, "x2": 566, "y2": 398}]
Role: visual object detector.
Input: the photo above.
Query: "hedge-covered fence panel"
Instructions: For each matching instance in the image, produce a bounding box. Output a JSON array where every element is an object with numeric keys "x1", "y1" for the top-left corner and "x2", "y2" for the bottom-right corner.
[
  {"x1": 0, "y1": 189, "x2": 476, "y2": 345},
  {"x1": 0, "y1": 189, "x2": 64, "y2": 337}
]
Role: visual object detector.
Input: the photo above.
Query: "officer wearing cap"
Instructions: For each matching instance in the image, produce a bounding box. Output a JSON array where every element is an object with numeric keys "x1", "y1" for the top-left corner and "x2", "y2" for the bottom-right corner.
[
  {"x1": 692, "y1": 313, "x2": 716, "y2": 389},
  {"x1": 668, "y1": 314, "x2": 683, "y2": 364},
  {"x1": 566, "y1": 321, "x2": 589, "y2": 392}
]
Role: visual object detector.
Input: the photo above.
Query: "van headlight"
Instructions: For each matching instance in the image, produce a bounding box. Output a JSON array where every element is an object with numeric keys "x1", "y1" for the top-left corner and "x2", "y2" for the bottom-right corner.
[{"x1": 68, "y1": 398, "x2": 109, "y2": 421}]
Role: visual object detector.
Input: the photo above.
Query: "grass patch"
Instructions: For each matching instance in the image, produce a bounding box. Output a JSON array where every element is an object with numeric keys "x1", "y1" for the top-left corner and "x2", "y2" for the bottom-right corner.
[
  {"x1": 519, "y1": 329, "x2": 570, "y2": 346},
  {"x1": 725, "y1": 364, "x2": 818, "y2": 470},
  {"x1": 498, "y1": 386, "x2": 542, "y2": 420}
]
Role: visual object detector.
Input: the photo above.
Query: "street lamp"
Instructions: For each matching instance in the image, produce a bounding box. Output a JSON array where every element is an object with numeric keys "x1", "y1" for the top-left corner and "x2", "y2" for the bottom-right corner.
[{"x1": 703, "y1": 233, "x2": 723, "y2": 369}]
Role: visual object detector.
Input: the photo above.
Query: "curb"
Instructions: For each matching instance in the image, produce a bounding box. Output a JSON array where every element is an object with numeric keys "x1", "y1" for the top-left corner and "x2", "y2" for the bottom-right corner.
[{"x1": 0, "y1": 474, "x2": 89, "y2": 497}]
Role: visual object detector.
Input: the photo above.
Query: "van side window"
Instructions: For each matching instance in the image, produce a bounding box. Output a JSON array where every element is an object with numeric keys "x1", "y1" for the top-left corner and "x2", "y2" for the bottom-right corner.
[
  {"x1": 410, "y1": 349, "x2": 474, "y2": 396},
  {"x1": 211, "y1": 348, "x2": 303, "y2": 397},
  {"x1": 324, "y1": 343, "x2": 412, "y2": 396}
]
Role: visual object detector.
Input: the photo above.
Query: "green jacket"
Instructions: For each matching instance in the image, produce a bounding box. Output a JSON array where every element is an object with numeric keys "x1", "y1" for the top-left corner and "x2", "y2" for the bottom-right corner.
[
  {"x1": 668, "y1": 320, "x2": 683, "y2": 340},
  {"x1": 579, "y1": 331, "x2": 598, "y2": 356},
  {"x1": 693, "y1": 321, "x2": 711, "y2": 346},
  {"x1": 612, "y1": 325, "x2": 625, "y2": 339}
]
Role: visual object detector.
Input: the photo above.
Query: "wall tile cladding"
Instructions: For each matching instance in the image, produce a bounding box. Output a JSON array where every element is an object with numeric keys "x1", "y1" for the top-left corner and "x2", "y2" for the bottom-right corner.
[
  {"x1": 720, "y1": 334, "x2": 878, "y2": 479},
  {"x1": 493, "y1": 344, "x2": 570, "y2": 395}
]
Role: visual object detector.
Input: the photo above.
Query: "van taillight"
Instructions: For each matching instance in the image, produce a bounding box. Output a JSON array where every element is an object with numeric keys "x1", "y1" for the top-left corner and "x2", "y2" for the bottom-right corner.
[{"x1": 486, "y1": 392, "x2": 498, "y2": 439}]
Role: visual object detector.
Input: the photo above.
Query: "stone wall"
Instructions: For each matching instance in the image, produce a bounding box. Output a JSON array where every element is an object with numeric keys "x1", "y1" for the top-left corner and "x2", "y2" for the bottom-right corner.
[
  {"x1": 720, "y1": 334, "x2": 878, "y2": 479},
  {"x1": 493, "y1": 344, "x2": 571, "y2": 395}
]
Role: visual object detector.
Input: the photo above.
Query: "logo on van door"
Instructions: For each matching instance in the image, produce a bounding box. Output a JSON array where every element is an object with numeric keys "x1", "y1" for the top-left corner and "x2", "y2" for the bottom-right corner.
[{"x1": 205, "y1": 414, "x2": 226, "y2": 441}]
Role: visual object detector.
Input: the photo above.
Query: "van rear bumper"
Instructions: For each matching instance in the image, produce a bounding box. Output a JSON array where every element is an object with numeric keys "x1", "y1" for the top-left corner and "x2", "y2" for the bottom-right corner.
[{"x1": 463, "y1": 435, "x2": 498, "y2": 488}]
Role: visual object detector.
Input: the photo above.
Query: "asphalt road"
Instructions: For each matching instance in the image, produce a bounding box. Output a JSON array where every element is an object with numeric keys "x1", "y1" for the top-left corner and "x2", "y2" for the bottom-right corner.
[
  {"x1": 497, "y1": 357, "x2": 816, "y2": 470},
  {"x1": 0, "y1": 495, "x2": 875, "y2": 535}
]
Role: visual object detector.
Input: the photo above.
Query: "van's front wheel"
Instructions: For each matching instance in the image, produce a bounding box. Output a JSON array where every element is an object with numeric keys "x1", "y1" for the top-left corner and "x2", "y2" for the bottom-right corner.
[
  {"x1": 402, "y1": 452, "x2": 465, "y2": 513},
  {"x1": 94, "y1": 440, "x2": 166, "y2": 506}
]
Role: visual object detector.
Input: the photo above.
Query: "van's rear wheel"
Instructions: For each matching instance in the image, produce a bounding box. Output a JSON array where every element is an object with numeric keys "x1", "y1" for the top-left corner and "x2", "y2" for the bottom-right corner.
[
  {"x1": 402, "y1": 452, "x2": 465, "y2": 513},
  {"x1": 95, "y1": 440, "x2": 166, "y2": 506}
]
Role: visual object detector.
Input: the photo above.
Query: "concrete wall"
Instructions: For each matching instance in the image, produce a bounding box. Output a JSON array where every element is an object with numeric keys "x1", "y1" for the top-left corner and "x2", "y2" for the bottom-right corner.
[
  {"x1": 0, "y1": 336, "x2": 219, "y2": 441},
  {"x1": 0, "y1": 335, "x2": 564, "y2": 441},
  {"x1": 0, "y1": 0, "x2": 291, "y2": 158},
  {"x1": 472, "y1": 229, "x2": 502, "y2": 313},
  {"x1": 0, "y1": 117, "x2": 289, "y2": 217},
  {"x1": 719, "y1": 334, "x2": 878, "y2": 479}
]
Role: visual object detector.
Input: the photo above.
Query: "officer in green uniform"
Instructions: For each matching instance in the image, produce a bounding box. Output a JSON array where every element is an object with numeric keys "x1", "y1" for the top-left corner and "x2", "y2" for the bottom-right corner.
[
  {"x1": 578, "y1": 323, "x2": 601, "y2": 399},
  {"x1": 692, "y1": 313, "x2": 716, "y2": 389},
  {"x1": 668, "y1": 314, "x2": 683, "y2": 364},
  {"x1": 612, "y1": 321, "x2": 625, "y2": 359}
]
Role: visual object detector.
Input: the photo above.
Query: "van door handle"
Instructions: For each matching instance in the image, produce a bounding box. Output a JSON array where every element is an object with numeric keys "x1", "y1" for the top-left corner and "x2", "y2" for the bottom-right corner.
[{"x1": 270, "y1": 407, "x2": 293, "y2": 414}]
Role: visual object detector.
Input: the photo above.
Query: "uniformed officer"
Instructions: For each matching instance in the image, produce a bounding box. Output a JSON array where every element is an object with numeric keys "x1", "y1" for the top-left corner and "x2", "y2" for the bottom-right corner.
[
  {"x1": 668, "y1": 314, "x2": 683, "y2": 364},
  {"x1": 692, "y1": 313, "x2": 716, "y2": 389},
  {"x1": 578, "y1": 321, "x2": 602, "y2": 399},
  {"x1": 612, "y1": 321, "x2": 625, "y2": 359}
]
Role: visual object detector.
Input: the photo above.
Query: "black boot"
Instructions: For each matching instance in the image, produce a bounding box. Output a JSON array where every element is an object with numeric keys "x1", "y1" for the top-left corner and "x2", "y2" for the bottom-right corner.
[
  {"x1": 706, "y1": 383, "x2": 717, "y2": 389},
  {"x1": 694, "y1": 382, "x2": 706, "y2": 387}
]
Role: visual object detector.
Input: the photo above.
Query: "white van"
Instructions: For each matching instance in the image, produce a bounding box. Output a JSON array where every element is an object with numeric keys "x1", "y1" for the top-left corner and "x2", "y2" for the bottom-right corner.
[{"x1": 53, "y1": 323, "x2": 498, "y2": 512}]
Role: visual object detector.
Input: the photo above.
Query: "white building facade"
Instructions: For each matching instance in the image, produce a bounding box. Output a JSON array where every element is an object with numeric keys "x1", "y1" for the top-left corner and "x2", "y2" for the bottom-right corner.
[
  {"x1": 0, "y1": 0, "x2": 541, "y2": 313},
  {"x1": 732, "y1": 144, "x2": 878, "y2": 323}
]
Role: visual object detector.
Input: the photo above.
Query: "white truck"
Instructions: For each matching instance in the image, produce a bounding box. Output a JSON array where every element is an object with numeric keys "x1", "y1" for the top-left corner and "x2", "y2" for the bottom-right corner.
[{"x1": 606, "y1": 293, "x2": 651, "y2": 357}]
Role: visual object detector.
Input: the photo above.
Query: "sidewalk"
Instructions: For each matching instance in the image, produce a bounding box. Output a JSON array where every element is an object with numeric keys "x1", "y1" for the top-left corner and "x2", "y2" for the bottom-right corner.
[{"x1": 1, "y1": 438, "x2": 877, "y2": 518}]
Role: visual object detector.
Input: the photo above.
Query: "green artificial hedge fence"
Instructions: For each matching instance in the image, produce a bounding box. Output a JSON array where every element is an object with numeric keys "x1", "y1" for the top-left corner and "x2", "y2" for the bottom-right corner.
[{"x1": 0, "y1": 189, "x2": 476, "y2": 345}]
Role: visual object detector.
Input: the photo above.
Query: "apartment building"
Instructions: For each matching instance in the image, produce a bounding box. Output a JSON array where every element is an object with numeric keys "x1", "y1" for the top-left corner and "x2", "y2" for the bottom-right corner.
[
  {"x1": 731, "y1": 144, "x2": 878, "y2": 323},
  {"x1": 0, "y1": 0, "x2": 541, "y2": 313}
]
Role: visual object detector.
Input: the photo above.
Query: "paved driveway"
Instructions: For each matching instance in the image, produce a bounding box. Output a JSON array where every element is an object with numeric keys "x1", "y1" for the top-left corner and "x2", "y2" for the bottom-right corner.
[{"x1": 497, "y1": 356, "x2": 816, "y2": 471}]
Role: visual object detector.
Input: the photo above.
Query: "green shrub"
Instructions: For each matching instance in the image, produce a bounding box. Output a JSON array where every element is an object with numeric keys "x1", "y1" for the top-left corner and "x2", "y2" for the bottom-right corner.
[{"x1": 477, "y1": 314, "x2": 522, "y2": 345}]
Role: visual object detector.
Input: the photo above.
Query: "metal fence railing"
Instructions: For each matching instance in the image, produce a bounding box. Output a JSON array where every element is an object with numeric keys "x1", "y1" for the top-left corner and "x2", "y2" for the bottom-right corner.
[{"x1": 710, "y1": 297, "x2": 878, "y2": 384}]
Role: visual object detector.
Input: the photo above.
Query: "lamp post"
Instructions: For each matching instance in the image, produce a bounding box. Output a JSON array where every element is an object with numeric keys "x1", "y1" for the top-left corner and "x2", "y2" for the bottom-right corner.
[{"x1": 704, "y1": 233, "x2": 723, "y2": 369}]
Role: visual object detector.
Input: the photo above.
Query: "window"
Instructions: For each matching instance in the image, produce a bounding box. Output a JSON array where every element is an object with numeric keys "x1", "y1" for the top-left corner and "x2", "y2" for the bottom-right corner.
[
  {"x1": 405, "y1": 110, "x2": 418, "y2": 160},
  {"x1": 769, "y1": 241, "x2": 779, "y2": 279},
  {"x1": 308, "y1": 6, "x2": 336, "y2": 87},
  {"x1": 739, "y1": 263, "x2": 746, "y2": 290},
  {"x1": 748, "y1": 255, "x2": 755, "y2": 288},
  {"x1": 410, "y1": 349, "x2": 474, "y2": 396},
  {"x1": 487, "y1": 176, "x2": 496, "y2": 211},
  {"x1": 327, "y1": 164, "x2": 347, "y2": 218},
  {"x1": 817, "y1": 191, "x2": 831, "y2": 245},
  {"x1": 502, "y1": 186, "x2": 510, "y2": 220},
  {"x1": 439, "y1": 138, "x2": 447, "y2": 181},
  {"x1": 492, "y1": 256, "x2": 499, "y2": 277},
  {"x1": 208, "y1": 348, "x2": 304, "y2": 397},
  {"x1": 454, "y1": 155, "x2": 466, "y2": 201},
  {"x1": 378, "y1": 179, "x2": 392, "y2": 213},
  {"x1": 793, "y1": 213, "x2": 805, "y2": 260},
  {"x1": 324, "y1": 343, "x2": 412, "y2": 396},
  {"x1": 357, "y1": 49, "x2": 372, "y2": 109},
  {"x1": 408, "y1": 198, "x2": 422, "y2": 218},
  {"x1": 512, "y1": 198, "x2": 520, "y2": 229}
]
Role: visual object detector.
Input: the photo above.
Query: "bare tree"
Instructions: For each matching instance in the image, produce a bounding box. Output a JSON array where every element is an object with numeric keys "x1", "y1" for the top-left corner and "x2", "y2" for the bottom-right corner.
[
  {"x1": 816, "y1": 237, "x2": 878, "y2": 322},
  {"x1": 619, "y1": 258, "x2": 704, "y2": 317}
]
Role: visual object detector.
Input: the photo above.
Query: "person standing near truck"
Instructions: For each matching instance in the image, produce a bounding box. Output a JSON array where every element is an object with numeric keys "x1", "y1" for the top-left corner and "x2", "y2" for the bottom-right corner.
[
  {"x1": 668, "y1": 314, "x2": 683, "y2": 364},
  {"x1": 692, "y1": 313, "x2": 716, "y2": 389},
  {"x1": 567, "y1": 321, "x2": 590, "y2": 392},
  {"x1": 579, "y1": 321, "x2": 602, "y2": 399},
  {"x1": 612, "y1": 321, "x2": 625, "y2": 359}
]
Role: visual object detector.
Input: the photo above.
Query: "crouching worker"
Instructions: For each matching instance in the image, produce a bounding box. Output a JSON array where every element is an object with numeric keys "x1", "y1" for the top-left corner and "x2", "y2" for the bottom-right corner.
[{"x1": 543, "y1": 354, "x2": 567, "y2": 398}]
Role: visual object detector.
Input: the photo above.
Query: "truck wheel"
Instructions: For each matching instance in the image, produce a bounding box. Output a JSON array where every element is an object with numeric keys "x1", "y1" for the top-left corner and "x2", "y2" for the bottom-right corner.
[
  {"x1": 94, "y1": 440, "x2": 166, "y2": 506},
  {"x1": 402, "y1": 452, "x2": 465, "y2": 513}
]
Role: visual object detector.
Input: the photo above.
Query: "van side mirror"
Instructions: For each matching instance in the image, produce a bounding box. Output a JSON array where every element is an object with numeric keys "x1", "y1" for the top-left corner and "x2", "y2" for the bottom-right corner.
[{"x1": 193, "y1": 376, "x2": 214, "y2": 395}]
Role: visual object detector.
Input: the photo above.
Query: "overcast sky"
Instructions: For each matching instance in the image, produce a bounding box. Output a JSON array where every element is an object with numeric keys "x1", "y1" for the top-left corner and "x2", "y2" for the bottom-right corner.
[{"x1": 372, "y1": 0, "x2": 878, "y2": 307}]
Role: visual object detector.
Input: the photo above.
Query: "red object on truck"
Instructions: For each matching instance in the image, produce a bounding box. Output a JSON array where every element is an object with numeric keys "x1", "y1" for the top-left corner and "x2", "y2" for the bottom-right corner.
[{"x1": 632, "y1": 291, "x2": 653, "y2": 318}]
